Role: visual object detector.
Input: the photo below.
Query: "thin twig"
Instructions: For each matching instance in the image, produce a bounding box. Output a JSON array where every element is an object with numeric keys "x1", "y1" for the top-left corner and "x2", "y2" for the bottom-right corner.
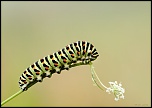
[
  {"x1": 90, "y1": 63, "x2": 108, "y2": 89},
  {"x1": 1, "y1": 90, "x2": 23, "y2": 106}
]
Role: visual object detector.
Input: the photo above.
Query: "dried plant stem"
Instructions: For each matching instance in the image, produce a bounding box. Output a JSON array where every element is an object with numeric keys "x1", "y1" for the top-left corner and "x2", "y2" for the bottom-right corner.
[
  {"x1": 1, "y1": 62, "x2": 89, "y2": 106},
  {"x1": 90, "y1": 63, "x2": 108, "y2": 89}
]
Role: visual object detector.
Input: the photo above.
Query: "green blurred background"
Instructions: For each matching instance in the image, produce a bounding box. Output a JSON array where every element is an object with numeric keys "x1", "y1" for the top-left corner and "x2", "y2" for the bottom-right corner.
[{"x1": 1, "y1": 1, "x2": 151, "y2": 107}]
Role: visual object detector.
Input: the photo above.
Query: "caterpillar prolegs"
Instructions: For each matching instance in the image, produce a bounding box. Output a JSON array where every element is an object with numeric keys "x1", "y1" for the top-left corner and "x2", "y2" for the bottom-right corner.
[{"x1": 19, "y1": 41, "x2": 99, "y2": 91}]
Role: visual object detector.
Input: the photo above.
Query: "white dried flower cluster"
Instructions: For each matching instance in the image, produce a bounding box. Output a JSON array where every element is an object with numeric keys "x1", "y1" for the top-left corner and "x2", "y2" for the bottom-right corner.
[{"x1": 106, "y1": 81, "x2": 125, "y2": 101}]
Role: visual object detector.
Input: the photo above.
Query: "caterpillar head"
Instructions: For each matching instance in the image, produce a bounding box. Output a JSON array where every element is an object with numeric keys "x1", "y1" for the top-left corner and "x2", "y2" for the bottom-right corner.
[{"x1": 89, "y1": 48, "x2": 99, "y2": 61}]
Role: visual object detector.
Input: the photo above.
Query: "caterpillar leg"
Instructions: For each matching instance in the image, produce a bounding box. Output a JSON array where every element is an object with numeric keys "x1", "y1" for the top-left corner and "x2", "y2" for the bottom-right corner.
[
  {"x1": 81, "y1": 56, "x2": 86, "y2": 64},
  {"x1": 81, "y1": 56, "x2": 91, "y2": 64},
  {"x1": 45, "y1": 71, "x2": 52, "y2": 78},
  {"x1": 55, "y1": 68, "x2": 61, "y2": 74},
  {"x1": 64, "y1": 64, "x2": 70, "y2": 70},
  {"x1": 23, "y1": 86, "x2": 28, "y2": 91},
  {"x1": 81, "y1": 56, "x2": 85, "y2": 60},
  {"x1": 37, "y1": 75, "x2": 43, "y2": 82},
  {"x1": 85, "y1": 56, "x2": 91, "y2": 63}
]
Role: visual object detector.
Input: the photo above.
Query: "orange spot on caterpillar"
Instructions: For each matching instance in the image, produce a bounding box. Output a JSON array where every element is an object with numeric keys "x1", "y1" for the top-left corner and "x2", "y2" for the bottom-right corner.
[
  {"x1": 71, "y1": 54, "x2": 74, "y2": 56},
  {"x1": 46, "y1": 67, "x2": 49, "y2": 69},
  {"x1": 54, "y1": 63, "x2": 58, "y2": 66},
  {"x1": 29, "y1": 77, "x2": 32, "y2": 80},
  {"x1": 63, "y1": 59, "x2": 67, "y2": 62},
  {"x1": 36, "y1": 72, "x2": 40, "y2": 75},
  {"x1": 45, "y1": 67, "x2": 49, "y2": 70},
  {"x1": 24, "y1": 81, "x2": 27, "y2": 84},
  {"x1": 77, "y1": 52, "x2": 80, "y2": 55}
]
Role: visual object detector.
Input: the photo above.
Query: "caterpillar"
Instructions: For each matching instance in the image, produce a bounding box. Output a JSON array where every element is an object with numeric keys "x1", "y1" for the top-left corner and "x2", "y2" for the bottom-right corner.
[{"x1": 19, "y1": 41, "x2": 99, "y2": 91}]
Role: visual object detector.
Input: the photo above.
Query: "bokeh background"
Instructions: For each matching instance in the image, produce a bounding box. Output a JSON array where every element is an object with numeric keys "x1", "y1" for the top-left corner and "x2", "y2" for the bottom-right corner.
[{"x1": 1, "y1": 1, "x2": 151, "y2": 107}]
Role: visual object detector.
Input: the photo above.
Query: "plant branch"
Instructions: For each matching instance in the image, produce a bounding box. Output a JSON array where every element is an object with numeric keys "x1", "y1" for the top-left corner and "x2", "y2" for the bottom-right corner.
[{"x1": 1, "y1": 90, "x2": 23, "y2": 106}]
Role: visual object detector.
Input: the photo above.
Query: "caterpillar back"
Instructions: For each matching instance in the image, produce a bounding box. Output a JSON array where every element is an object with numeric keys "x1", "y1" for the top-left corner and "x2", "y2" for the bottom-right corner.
[{"x1": 19, "y1": 41, "x2": 99, "y2": 91}]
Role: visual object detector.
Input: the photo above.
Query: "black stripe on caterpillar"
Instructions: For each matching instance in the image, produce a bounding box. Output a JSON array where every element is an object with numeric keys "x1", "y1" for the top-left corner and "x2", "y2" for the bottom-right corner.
[{"x1": 19, "y1": 41, "x2": 99, "y2": 91}]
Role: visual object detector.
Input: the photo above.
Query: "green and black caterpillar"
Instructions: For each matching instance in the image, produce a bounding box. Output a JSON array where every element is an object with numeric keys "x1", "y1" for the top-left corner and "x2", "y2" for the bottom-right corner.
[{"x1": 19, "y1": 41, "x2": 99, "y2": 91}]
